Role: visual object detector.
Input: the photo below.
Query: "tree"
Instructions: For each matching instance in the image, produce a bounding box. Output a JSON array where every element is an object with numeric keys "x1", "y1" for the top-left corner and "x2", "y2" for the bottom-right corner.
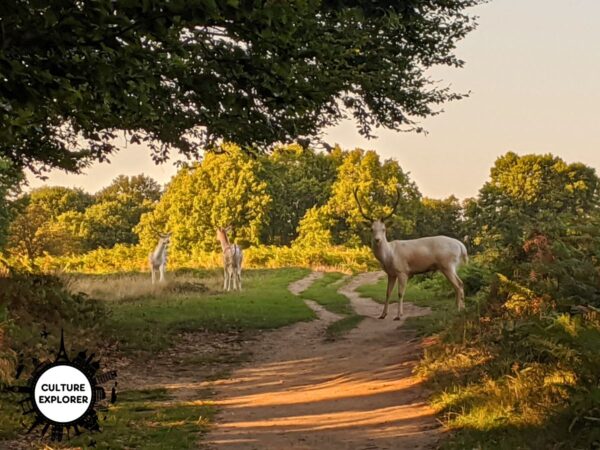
[
  {"x1": 466, "y1": 152, "x2": 600, "y2": 266},
  {"x1": 1, "y1": 0, "x2": 481, "y2": 174},
  {"x1": 6, "y1": 186, "x2": 92, "y2": 263},
  {"x1": 95, "y1": 174, "x2": 161, "y2": 204},
  {"x1": 0, "y1": 158, "x2": 23, "y2": 250},
  {"x1": 79, "y1": 196, "x2": 151, "y2": 249},
  {"x1": 77, "y1": 175, "x2": 162, "y2": 249},
  {"x1": 295, "y1": 148, "x2": 420, "y2": 247},
  {"x1": 413, "y1": 196, "x2": 463, "y2": 239},
  {"x1": 28, "y1": 186, "x2": 93, "y2": 219},
  {"x1": 259, "y1": 145, "x2": 337, "y2": 245},
  {"x1": 136, "y1": 144, "x2": 270, "y2": 253}
]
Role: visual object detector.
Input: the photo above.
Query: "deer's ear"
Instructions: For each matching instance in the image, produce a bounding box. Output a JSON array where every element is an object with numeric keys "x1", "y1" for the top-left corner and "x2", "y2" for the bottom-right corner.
[{"x1": 225, "y1": 225, "x2": 233, "y2": 232}]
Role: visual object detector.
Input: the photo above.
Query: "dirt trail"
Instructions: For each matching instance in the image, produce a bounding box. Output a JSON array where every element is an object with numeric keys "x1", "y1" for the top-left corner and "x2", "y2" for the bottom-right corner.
[{"x1": 205, "y1": 271, "x2": 442, "y2": 450}]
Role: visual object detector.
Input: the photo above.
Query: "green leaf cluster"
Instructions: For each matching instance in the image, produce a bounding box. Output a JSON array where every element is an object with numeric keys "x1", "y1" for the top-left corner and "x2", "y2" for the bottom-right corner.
[{"x1": 0, "y1": 0, "x2": 481, "y2": 173}]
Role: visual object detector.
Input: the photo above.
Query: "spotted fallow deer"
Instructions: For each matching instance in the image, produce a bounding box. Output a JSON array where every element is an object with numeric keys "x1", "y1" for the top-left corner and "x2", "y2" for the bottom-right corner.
[
  {"x1": 354, "y1": 187, "x2": 468, "y2": 320},
  {"x1": 216, "y1": 226, "x2": 243, "y2": 291}
]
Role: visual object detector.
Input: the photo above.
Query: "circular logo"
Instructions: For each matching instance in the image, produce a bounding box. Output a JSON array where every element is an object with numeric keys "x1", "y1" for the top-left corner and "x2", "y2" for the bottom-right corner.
[{"x1": 33, "y1": 364, "x2": 93, "y2": 424}]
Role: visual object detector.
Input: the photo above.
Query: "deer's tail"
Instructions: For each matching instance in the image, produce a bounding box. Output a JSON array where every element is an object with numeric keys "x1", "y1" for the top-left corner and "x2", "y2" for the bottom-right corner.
[{"x1": 460, "y1": 242, "x2": 469, "y2": 265}]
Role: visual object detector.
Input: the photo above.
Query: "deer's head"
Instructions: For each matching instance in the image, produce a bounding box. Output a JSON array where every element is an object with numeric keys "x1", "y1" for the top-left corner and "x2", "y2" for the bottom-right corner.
[{"x1": 353, "y1": 187, "x2": 401, "y2": 247}]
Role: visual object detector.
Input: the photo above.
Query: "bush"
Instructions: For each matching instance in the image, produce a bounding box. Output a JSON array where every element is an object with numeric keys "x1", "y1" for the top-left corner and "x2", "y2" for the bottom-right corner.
[
  {"x1": 29, "y1": 244, "x2": 379, "y2": 274},
  {"x1": 0, "y1": 273, "x2": 108, "y2": 385}
]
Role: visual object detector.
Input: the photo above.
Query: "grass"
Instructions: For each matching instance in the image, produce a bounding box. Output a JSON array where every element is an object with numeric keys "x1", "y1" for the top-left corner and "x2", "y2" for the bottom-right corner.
[
  {"x1": 357, "y1": 272, "x2": 600, "y2": 449},
  {"x1": 96, "y1": 268, "x2": 315, "y2": 353},
  {"x1": 65, "y1": 270, "x2": 214, "y2": 302},
  {"x1": 356, "y1": 273, "x2": 464, "y2": 335},
  {"x1": 1, "y1": 268, "x2": 315, "y2": 446},
  {"x1": 65, "y1": 388, "x2": 216, "y2": 449},
  {"x1": 299, "y1": 272, "x2": 351, "y2": 315},
  {"x1": 325, "y1": 314, "x2": 364, "y2": 341},
  {"x1": 299, "y1": 272, "x2": 367, "y2": 340}
]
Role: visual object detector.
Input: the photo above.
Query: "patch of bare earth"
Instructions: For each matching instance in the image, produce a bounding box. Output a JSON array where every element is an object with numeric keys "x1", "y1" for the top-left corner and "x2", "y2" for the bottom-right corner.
[{"x1": 205, "y1": 271, "x2": 443, "y2": 450}]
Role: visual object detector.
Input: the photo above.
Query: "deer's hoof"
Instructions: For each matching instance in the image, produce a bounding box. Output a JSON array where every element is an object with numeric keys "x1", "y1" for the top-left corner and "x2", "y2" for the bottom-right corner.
[
  {"x1": 393, "y1": 316, "x2": 401, "y2": 321},
  {"x1": 378, "y1": 314, "x2": 387, "y2": 320}
]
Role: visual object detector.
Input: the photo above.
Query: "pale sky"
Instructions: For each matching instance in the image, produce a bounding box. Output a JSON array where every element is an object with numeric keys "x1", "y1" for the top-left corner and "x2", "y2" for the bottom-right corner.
[{"x1": 27, "y1": 0, "x2": 600, "y2": 199}]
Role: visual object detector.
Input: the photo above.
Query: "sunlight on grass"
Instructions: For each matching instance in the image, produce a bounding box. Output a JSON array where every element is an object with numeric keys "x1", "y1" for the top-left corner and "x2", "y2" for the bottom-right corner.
[
  {"x1": 300, "y1": 272, "x2": 351, "y2": 315},
  {"x1": 102, "y1": 268, "x2": 314, "y2": 352},
  {"x1": 356, "y1": 274, "x2": 463, "y2": 335},
  {"x1": 66, "y1": 388, "x2": 215, "y2": 450}
]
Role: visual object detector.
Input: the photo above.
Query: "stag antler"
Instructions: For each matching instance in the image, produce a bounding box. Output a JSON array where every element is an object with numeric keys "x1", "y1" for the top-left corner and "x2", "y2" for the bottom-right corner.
[
  {"x1": 381, "y1": 186, "x2": 402, "y2": 222},
  {"x1": 148, "y1": 223, "x2": 170, "y2": 237},
  {"x1": 353, "y1": 188, "x2": 375, "y2": 222}
]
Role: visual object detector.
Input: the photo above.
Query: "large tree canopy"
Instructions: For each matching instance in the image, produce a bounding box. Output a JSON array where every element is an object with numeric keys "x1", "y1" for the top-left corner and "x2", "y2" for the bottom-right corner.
[{"x1": 1, "y1": 0, "x2": 480, "y2": 174}]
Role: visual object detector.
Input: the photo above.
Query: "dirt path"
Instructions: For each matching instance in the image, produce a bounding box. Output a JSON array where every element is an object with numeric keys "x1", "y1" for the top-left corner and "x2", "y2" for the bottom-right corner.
[{"x1": 205, "y1": 271, "x2": 443, "y2": 450}]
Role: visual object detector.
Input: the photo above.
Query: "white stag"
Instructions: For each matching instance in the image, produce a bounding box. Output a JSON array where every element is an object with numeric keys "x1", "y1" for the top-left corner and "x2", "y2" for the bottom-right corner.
[
  {"x1": 149, "y1": 232, "x2": 171, "y2": 284},
  {"x1": 354, "y1": 188, "x2": 468, "y2": 320},
  {"x1": 216, "y1": 226, "x2": 243, "y2": 291}
]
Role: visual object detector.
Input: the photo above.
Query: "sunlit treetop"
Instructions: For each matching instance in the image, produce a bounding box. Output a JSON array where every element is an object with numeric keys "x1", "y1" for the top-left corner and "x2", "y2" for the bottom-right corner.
[{"x1": 0, "y1": 0, "x2": 481, "y2": 174}]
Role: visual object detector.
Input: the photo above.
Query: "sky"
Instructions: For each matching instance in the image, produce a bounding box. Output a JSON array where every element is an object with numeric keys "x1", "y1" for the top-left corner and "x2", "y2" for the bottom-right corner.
[{"x1": 27, "y1": 0, "x2": 600, "y2": 200}]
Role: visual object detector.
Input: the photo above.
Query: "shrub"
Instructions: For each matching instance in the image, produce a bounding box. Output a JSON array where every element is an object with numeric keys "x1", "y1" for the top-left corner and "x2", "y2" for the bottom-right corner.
[{"x1": 0, "y1": 273, "x2": 107, "y2": 385}]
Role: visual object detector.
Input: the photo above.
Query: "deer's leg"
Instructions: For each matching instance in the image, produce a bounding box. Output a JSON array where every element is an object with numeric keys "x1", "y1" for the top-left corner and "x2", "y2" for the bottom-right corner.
[
  {"x1": 151, "y1": 268, "x2": 156, "y2": 284},
  {"x1": 380, "y1": 274, "x2": 397, "y2": 319},
  {"x1": 394, "y1": 273, "x2": 408, "y2": 320},
  {"x1": 223, "y1": 267, "x2": 228, "y2": 291},
  {"x1": 442, "y1": 267, "x2": 465, "y2": 310}
]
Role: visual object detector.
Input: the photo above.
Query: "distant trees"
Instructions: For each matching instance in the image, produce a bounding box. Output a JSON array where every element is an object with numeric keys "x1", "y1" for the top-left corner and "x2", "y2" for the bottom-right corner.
[
  {"x1": 6, "y1": 186, "x2": 92, "y2": 264},
  {"x1": 79, "y1": 175, "x2": 162, "y2": 249},
  {"x1": 136, "y1": 145, "x2": 270, "y2": 253},
  {"x1": 413, "y1": 196, "x2": 463, "y2": 239},
  {"x1": 259, "y1": 145, "x2": 338, "y2": 245},
  {"x1": 465, "y1": 152, "x2": 600, "y2": 263},
  {"x1": 296, "y1": 148, "x2": 421, "y2": 247},
  {"x1": 5, "y1": 175, "x2": 162, "y2": 263},
  {"x1": 5, "y1": 148, "x2": 599, "y2": 285}
]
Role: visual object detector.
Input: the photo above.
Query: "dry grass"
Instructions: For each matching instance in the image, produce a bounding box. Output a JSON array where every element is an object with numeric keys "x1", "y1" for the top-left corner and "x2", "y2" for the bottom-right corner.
[{"x1": 64, "y1": 271, "x2": 219, "y2": 302}]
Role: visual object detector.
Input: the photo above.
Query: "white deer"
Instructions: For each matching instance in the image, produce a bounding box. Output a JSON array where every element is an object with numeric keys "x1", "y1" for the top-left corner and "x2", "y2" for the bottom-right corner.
[
  {"x1": 216, "y1": 226, "x2": 243, "y2": 291},
  {"x1": 354, "y1": 188, "x2": 468, "y2": 320},
  {"x1": 149, "y1": 232, "x2": 171, "y2": 284}
]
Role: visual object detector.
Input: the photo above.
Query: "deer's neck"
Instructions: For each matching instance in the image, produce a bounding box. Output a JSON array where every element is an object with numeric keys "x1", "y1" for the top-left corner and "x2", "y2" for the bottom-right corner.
[
  {"x1": 372, "y1": 236, "x2": 394, "y2": 270},
  {"x1": 217, "y1": 235, "x2": 231, "y2": 252},
  {"x1": 154, "y1": 242, "x2": 168, "y2": 261}
]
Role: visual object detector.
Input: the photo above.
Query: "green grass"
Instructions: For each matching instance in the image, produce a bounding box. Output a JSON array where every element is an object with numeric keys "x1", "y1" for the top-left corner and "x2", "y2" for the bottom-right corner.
[
  {"x1": 325, "y1": 314, "x2": 364, "y2": 341},
  {"x1": 299, "y1": 272, "x2": 351, "y2": 315},
  {"x1": 66, "y1": 388, "x2": 216, "y2": 449},
  {"x1": 299, "y1": 272, "x2": 368, "y2": 340},
  {"x1": 356, "y1": 273, "x2": 464, "y2": 335},
  {"x1": 1, "y1": 388, "x2": 215, "y2": 449},
  {"x1": 107, "y1": 268, "x2": 314, "y2": 352}
]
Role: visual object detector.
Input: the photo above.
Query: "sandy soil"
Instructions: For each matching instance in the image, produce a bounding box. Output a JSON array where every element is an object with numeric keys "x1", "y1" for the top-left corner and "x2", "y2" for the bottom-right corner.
[{"x1": 205, "y1": 271, "x2": 443, "y2": 450}]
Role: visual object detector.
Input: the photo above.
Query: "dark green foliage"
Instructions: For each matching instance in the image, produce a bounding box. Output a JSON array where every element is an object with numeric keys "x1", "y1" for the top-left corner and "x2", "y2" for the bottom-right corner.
[
  {"x1": 80, "y1": 175, "x2": 162, "y2": 249},
  {"x1": 412, "y1": 196, "x2": 463, "y2": 239},
  {"x1": 0, "y1": 0, "x2": 481, "y2": 174},
  {"x1": 0, "y1": 159, "x2": 23, "y2": 250},
  {"x1": 465, "y1": 152, "x2": 600, "y2": 261},
  {"x1": 0, "y1": 273, "x2": 108, "y2": 384},
  {"x1": 259, "y1": 145, "x2": 338, "y2": 245},
  {"x1": 95, "y1": 174, "x2": 162, "y2": 204}
]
